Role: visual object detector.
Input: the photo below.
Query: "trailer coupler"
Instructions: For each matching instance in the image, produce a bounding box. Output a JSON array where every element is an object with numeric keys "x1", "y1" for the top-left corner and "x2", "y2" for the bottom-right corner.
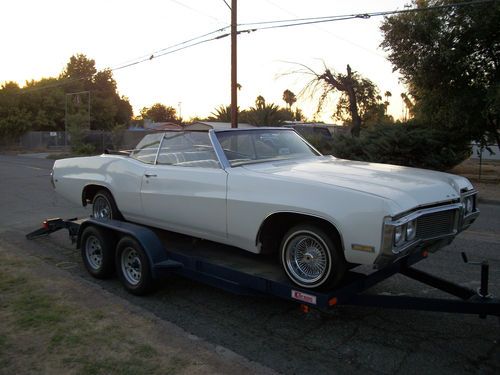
[{"x1": 26, "y1": 217, "x2": 80, "y2": 243}]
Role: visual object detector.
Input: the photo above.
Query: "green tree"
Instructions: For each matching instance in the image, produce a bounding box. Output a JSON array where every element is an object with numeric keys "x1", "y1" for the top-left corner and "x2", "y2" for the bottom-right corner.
[
  {"x1": 140, "y1": 103, "x2": 178, "y2": 123},
  {"x1": 333, "y1": 76, "x2": 392, "y2": 127},
  {"x1": 380, "y1": 0, "x2": 500, "y2": 147},
  {"x1": 0, "y1": 54, "x2": 132, "y2": 140},
  {"x1": 60, "y1": 53, "x2": 96, "y2": 84}
]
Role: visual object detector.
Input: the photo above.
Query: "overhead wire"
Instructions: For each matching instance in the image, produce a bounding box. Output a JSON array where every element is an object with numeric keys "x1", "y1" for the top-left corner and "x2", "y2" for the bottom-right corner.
[
  {"x1": 12, "y1": 0, "x2": 496, "y2": 94},
  {"x1": 260, "y1": 0, "x2": 386, "y2": 59},
  {"x1": 239, "y1": 0, "x2": 496, "y2": 31}
]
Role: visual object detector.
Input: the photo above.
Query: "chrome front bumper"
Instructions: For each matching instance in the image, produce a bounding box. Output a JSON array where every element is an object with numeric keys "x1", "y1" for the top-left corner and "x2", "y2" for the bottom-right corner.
[{"x1": 375, "y1": 201, "x2": 480, "y2": 268}]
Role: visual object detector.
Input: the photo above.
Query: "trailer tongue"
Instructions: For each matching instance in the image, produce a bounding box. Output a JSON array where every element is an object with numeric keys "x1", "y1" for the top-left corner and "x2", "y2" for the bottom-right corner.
[{"x1": 27, "y1": 217, "x2": 500, "y2": 318}]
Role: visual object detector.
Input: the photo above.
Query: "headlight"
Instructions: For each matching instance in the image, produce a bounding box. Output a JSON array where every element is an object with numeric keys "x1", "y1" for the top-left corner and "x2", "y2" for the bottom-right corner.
[
  {"x1": 406, "y1": 220, "x2": 416, "y2": 241},
  {"x1": 394, "y1": 225, "x2": 404, "y2": 246},
  {"x1": 464, "y1": 196, "x2": 474, "y2": 214}
]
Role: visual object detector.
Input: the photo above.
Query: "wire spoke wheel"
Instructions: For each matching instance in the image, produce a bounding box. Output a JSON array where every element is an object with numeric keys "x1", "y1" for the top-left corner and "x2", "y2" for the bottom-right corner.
[
  {"x1": 285, "y1": 232, "x2": 329, "y2": 284},
  {"x1": 93, "y1": 196, "x2": 112, "y2": 219},
  {"x1": 84, "y1": 235, "x2": 103, "y2": 270},
  {"x1": 121, "y1": 247, "x2": 142, "y2": 286}
]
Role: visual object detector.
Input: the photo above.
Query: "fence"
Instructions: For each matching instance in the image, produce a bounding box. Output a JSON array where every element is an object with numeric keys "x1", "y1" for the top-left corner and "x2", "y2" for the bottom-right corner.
[{"x1": 17, "y1": 130, "x2": 157, "y2": 153}]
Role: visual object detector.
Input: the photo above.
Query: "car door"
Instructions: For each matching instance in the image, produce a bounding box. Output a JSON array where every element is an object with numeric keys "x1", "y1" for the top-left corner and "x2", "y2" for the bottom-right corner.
[{"x1": 140, "y1": 132, "x2": 228, "y2": 240}]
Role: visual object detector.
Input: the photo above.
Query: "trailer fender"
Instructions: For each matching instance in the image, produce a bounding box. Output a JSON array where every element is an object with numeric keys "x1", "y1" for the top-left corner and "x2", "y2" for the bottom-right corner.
[{"x1": 77, "y1": 219, "x2": 181, "y2": 279}]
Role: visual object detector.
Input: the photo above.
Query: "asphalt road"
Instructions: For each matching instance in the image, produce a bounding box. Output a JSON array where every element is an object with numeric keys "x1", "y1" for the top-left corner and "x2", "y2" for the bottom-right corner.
[{"x1": 1, "y1": 154, "x2": 499, "y2": 374}]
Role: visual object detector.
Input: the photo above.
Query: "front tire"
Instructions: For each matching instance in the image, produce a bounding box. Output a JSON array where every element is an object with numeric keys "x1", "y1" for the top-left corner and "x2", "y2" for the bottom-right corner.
[
  {"x1": 115, "y1": 236, "x2": 154, "y2": 295},
  {"x1": 92, "y1": 189, "x2": 122, "y2": 220},
  {"x1": 280, "y1": 224, "x2": 346, "y2": 289}
]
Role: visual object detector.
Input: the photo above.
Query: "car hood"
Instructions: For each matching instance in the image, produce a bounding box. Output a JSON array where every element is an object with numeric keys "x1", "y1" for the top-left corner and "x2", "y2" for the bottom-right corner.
[{"x1": 241, "y1": 156, "x2": 473, "y2": 213}]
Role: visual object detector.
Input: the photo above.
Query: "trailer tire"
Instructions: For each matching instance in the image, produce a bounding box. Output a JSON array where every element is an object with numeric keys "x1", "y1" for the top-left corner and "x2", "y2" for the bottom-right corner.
[
  {"x1": 81, "y1": 226, "x2": 115, "y2": 279},
  {"x1": 116, "y1": 236, "x2": 154, "y2": 295},
  {"x1": 280, "y1": 224, "x2": 346, "y2": 290}
]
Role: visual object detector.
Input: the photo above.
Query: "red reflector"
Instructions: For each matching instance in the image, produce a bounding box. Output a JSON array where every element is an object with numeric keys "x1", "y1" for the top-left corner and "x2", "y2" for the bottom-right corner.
[
  {"x1": 422, "y1": 250, "x2": 429, "y2": 257},
  {"x1": 42, "y1": 221, "x2": 49, "y2": 230},
  {"x1": 328, "y1": 297, "x2": 338, "y2": 306},
  {"x1": 300, "y1": 304, "x2": 310, "y2": 313}
]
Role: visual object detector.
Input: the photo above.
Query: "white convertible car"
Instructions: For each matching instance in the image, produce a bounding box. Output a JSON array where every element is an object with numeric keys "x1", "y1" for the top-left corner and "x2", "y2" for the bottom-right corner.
[{"x1": 52, "y1": 128, "x2": 479, "y2": 289}]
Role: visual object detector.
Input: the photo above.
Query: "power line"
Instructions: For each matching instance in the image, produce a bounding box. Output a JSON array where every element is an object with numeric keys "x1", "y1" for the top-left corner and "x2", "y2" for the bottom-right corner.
[
  {"x1": 168, "y1": 0, "x2": 223, "y2": 23},
  {"x1": 110, "y1": 26, "x2": 229, "y2": 71},
  {"x1": 17, "y1": 27, "x2": 230, "y2": 94},
  {"x1": 261, "y1": 0, "x2": 386, "y2": 59},
  {"x1": 14, "y1": 0, "x2": 496, "y2": 95},
  {"x1": 239, "y1": 0, "x2": 496, "y2": 30}
]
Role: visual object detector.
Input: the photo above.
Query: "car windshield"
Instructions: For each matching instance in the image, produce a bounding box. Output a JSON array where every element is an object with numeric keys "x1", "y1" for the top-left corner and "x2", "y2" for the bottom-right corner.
[{"x1": 215, "y1": 129, "x2": 320, "y2": 167}]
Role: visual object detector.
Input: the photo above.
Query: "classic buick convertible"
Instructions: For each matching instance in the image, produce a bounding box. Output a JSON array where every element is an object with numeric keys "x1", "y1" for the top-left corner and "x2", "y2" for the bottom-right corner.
[{"x1": 52, "y1": 128, "x2": 479, "y2": 289}]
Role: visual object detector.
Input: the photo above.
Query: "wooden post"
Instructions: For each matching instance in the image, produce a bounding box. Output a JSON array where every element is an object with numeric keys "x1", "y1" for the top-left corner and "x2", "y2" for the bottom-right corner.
[{"x1": 231, "y1": 0, "x2": 238, "y2": 128}]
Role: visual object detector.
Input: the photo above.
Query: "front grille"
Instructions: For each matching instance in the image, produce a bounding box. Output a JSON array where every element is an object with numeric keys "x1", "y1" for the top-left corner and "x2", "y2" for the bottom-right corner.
[{"x1": 416, "y1": 209, "x2": 457, "y2": 240}]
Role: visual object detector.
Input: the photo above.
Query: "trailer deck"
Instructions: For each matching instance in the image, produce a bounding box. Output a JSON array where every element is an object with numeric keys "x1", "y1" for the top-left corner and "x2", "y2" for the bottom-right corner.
[{"x1": 27, "y1": 217, "x2": 500, "y2": 317}]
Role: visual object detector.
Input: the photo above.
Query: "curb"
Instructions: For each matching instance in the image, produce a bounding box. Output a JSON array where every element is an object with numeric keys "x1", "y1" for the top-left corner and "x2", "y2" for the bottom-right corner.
[{"x1": 478, "y1": 197, "x2": 500, "y2": 206}]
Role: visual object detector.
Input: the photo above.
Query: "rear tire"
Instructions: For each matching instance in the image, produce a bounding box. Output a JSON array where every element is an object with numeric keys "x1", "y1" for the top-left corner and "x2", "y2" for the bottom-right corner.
[
  {"x1": 92, "y1": 189, "x2": 122, "y2": 220},
  {"x1": 280, "y1": 224, "x2": 346, "y2": 289},
  {"x1": 115, "y1": 236, "x2": 154, "y2": 295},
  {"x1": 80, "y1": 226, "x2": 115, "y2": 279}
]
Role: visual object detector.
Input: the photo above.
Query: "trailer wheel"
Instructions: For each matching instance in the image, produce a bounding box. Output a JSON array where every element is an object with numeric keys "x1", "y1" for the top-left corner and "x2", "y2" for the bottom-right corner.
[
  {"x1": 92, "y1": 190, "x2": 122, "y2": 220},
  {"x1": 116, "y1": 236, "x2": 154, "y2": 295},
  {"x1": 81, "y1": 226, "x2": 115, "y2": 279},
  {"x1": 280, "y1": 224, "x2": 346, "y2": 289}
]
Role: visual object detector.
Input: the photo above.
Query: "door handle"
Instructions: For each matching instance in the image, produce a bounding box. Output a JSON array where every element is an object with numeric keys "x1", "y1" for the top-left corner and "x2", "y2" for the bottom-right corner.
[{"x1": 145, "y1": 173, "x2": 157, "y2": 178}]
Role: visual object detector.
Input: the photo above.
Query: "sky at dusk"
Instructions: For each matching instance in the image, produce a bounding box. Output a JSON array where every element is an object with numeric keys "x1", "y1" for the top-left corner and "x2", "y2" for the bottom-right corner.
[{"x1": 0, "y1": 0, "x2": 410, "y2": 122}]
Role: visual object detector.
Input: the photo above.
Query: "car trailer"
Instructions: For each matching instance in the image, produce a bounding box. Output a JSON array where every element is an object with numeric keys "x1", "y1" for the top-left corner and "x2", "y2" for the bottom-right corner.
[{"x1": 27, "y1": 217, "x2": 500, "y2": 318}]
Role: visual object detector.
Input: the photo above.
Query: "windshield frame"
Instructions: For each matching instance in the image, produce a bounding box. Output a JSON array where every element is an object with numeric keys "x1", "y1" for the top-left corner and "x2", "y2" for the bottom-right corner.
[{"x1": 210, "y1": 128, "x2": 323, "y2": 169}]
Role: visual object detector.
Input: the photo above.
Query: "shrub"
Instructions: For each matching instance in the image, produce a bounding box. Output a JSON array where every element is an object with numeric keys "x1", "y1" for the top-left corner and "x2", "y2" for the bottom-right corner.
[
  {"x1": 72, "y1": 143, "x2": 96, "y2": 156},
  {"x1": 330, "y1": 124, "x2": 470, "y2": 171}
]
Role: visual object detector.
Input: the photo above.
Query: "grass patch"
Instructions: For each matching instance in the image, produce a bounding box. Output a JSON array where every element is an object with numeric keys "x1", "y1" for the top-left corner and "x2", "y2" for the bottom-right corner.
[
  {"x1": 0, "y1": 274, "x2": 27, "y2": 292},
  {"x1": 12, "y1": 292, "x2": 69, "y2": 329},
  {"x1": 0, "y1": 247, "x2": 205, "y2": 375},
  {"x1": 78, "y1": 356, "x2": 159, "y2": 375},
  {"x1": 132, "y1": 344, "x2": 158, "y2": 359}
]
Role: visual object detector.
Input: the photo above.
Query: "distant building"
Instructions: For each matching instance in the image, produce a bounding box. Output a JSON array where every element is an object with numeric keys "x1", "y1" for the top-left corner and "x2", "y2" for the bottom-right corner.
[
  {"x1": 185, "y1": 121, "x2": 256, "y2": 131},
  {"x1": 129, "y1": 119, "x2": 182, "y2": 131}
]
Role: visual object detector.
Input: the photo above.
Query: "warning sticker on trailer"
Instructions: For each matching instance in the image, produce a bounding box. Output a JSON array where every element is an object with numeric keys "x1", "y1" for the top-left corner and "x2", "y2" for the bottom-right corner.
[{"x1": 291, "y1": 290, "x2": 317, "y2": 305}]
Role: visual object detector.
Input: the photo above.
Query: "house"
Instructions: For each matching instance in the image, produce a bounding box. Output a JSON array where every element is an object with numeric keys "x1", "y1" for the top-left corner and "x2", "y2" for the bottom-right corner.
[{"x1": 129, "y1": 119, "x2": 182, "y2": 131}]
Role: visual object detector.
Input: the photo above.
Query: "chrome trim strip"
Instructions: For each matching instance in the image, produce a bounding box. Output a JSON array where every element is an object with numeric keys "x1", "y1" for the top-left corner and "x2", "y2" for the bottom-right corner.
[
  {"x1": 387, "y1": 203, "x2": 463, "y2": 227},
  {"x1": 153, "y1": 132, "x2": 166, "y2": 165},
  {"x1": 461, "y1": 189, "x2": 478, "y2": 198},
  {"x1": 208, "y1": 129, "x2": 231, "y2": 170}
]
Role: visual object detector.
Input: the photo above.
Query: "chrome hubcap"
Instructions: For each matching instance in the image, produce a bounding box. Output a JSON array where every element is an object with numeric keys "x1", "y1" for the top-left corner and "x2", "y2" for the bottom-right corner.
[
  {"x1": 285, "y1": 232, "x2": 328, "y2": 284},
  {"x1": 93, "y1": 196, "x2": 111, "y2": 219},
  {"x1": 85, "y1": 235, "x2": 103, "y2": 270},
  {"x1": 121, "y1": 247, "x2": 142, "y2": 286}
]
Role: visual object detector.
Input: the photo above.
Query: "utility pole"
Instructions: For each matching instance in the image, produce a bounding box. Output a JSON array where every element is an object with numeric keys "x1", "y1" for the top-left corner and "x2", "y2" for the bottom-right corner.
[{"x1": 231, "y1": 0, "x2": 238, "y2": 128}]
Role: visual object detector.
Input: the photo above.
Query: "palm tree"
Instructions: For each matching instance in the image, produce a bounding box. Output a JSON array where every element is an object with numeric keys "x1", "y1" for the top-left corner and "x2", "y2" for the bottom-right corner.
[
  {"x1": 282, "y1": 89, "x2": 297, "y2": 109},
  {"x1": 384, "y1": 91, "x2": 392, "y2": 114},
  {"x1": 210, "y1": 105, "x2": 232, "y2": 122}
]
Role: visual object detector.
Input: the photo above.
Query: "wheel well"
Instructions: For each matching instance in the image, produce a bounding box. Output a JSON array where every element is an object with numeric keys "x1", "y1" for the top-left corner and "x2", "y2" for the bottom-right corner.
[
  {"x1": 257, "y1": 212, "x2": 344, "y2": 255},
  {"x1": 82, "y1": 184, "x2": 110, "y2": 206}
]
